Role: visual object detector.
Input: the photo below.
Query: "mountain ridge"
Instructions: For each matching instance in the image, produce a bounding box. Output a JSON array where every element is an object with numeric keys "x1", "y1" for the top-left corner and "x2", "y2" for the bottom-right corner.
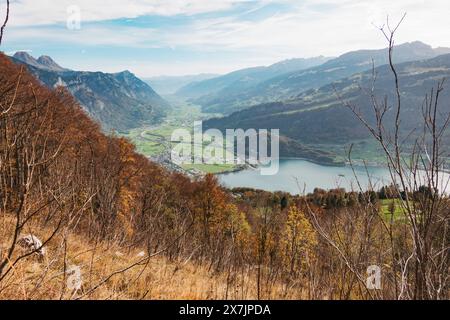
[
  {"x1": 13, "y1": 52, "x2": 70, "y2": 72},
  {"x1": 205, "y1": 52, "x2": 450, "y2": 156},
  {"x1": 175, "y1": 56, "x2": 332, "y2": 100},
  {"x1": 191, "y1": 41, "x2": 450, "y2": 115},
  {"x1": 11, "y1": 52, "x2": 170, "y2": 131},
  {"x1": 144, "y1": 73, "x2": 219, "y2": 95}
]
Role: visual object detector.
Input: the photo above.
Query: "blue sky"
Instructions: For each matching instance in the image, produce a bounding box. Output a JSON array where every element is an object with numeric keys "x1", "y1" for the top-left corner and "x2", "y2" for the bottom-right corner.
[{"x1": 2, "y1": 0, "x2": 450, "y2": 77}]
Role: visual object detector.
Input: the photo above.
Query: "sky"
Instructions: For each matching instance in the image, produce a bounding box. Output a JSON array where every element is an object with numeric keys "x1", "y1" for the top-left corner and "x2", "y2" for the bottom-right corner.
[{"x1": 1, "y1": 0, "x2": 450, "y2": 77}]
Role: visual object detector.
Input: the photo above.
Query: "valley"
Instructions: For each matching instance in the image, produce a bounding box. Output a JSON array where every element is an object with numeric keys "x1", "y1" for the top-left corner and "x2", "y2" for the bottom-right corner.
[
  {"x1": 121, "y1": 97, "x2": 240, "y2": 175},
  {"x1": 12, "y1": 47, "x2": 448, "y2": 187},
  {"x1": 1, "y1": 0, "x2": 450, "y2": 302},
  {"x1": 121, "y1": 95, "x2": 350, "y2": 178}
]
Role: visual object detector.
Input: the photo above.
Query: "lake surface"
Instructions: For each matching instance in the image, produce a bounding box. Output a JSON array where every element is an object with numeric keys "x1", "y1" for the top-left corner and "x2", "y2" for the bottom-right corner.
[{"x1": 218, "y1": 159, "x2": 393, "y2": 194}]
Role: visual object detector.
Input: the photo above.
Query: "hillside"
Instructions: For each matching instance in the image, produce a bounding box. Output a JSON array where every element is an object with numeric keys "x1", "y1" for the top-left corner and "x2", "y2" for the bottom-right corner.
[
  {"x1": 144, "y1": 74, "x2": 219, "y2": 95},
  {"x1": 11, "y1": 52, "x2": 169, "y2": 131},
  {"x1": 205, "y1": 53, "x2": 450, "y2": 153},
  {"x1": 176, "y1": 56, "x2": 331, "y2": 101},
  {"x1": 1, "y1": 47, "x2": 448, "y2": 301},
  {"x1": 196, "y1": 42, "x2": 450, "y2": 115},
  {"x1": 0, "y1": 215, "x2": 256, "y2": 300},
  {"x1": 0, "y1": 53, "x2": 308, "y2": 300}
]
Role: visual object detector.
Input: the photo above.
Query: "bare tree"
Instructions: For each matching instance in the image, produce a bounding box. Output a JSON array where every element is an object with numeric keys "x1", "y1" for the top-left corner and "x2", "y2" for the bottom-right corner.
[
  {"x1": 0, "y1": 0, "x2": 9, "y2": 46},
  {"x1": 309, "y1": 15, "x2": 450, "y2": 300}
]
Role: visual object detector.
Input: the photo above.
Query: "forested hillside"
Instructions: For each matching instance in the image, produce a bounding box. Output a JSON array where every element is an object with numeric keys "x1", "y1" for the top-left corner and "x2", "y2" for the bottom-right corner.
[
  {"x1": 206, "y1": 53, "x2": 450, "y2": 150},
  {"x1": 0, "y1": 53, "x2": 338, "y2": 299}
]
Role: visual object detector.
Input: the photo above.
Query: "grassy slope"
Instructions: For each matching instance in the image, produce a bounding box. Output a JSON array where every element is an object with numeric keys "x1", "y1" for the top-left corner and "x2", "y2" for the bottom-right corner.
[{"x1": 0, "y1": 216, "x2": 276, "y2": 300}]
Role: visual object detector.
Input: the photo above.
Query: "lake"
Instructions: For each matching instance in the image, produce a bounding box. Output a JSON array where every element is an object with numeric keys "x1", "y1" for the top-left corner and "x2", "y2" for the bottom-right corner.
[{"x1": 218, "y1": 159, "x2": 394, "y2": 194}]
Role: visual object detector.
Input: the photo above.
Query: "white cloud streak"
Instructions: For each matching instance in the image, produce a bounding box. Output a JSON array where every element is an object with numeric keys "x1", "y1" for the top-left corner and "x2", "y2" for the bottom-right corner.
[{"x1": 7, "y1": 0, "x2": 251, "y2": 26}]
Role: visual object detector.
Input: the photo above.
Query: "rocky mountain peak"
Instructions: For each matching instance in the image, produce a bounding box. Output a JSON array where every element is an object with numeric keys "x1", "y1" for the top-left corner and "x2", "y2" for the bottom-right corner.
[
  {"x1": 13, "y1": 52, "x2": 69, "y2": 72},
  {"x1": 36, "y1": 55, "x2": 69, "y2": 72}
]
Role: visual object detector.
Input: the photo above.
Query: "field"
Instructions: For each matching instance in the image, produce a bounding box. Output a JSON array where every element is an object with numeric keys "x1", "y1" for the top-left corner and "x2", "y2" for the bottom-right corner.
[
  {"x1": 380, "y1": 199, "x2": 409, "y2": 222},
  {"x1": 182, "y1": 163, "x2": 237, "y2": 174},
  {"x1": 121, "y1": 97, "x2": 238, "y2": 174}
]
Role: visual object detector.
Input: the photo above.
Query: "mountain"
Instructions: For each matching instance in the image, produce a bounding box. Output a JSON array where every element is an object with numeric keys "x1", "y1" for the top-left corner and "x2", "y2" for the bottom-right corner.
[
  {"x1": 205, "y1": 53, "x2": 450, "y2": 159},
  {"x1": 12, "y1": 52, "x2": 43, "y2": 69},
  {"x1": 13, "y1": 52, "x2": 70, "y2": 72},
  {"x1": 434, "y1": 47, "x2": 450, "y2": 55},
  {"x1": 11, "y1": 52, "x2": 169, "y2": 131},
  {"x1": 196, "y1": 42, "x2": 450, "y2": 115},
  {"x1": 175, "y1": 56, "x2": 331, "y2": 101},
  {"x1": 144, "y1": 74, "x2": 219, "y2": 95},
  {"x1": 36, "y1": 55, "x2": 70, "y2": 72}
]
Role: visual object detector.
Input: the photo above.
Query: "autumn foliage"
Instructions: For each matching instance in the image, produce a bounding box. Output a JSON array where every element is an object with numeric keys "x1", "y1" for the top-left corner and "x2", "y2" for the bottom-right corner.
[{"x1": 0, "y1": 52, "x2": 448, "y2": 300}]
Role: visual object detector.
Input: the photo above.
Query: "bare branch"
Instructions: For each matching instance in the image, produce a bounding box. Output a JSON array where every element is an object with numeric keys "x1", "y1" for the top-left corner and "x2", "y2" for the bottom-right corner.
[{"x1": 0, "y1": 0, "x2": 10, "y2": 46}]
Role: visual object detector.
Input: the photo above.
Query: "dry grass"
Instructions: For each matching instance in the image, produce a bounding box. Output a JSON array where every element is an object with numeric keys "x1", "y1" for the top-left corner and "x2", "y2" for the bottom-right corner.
[
  {"x1": 0, "y1": 215, "x2": 293, "y2": 300},
  {"x1": 0, "y1": 217, "x2": 226, "y2": 300}
]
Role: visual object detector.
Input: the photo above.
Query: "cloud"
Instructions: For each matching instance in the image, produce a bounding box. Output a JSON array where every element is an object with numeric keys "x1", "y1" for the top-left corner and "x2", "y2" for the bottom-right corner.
[
  {"x1": 7, "y1": 24, "x2": 160, "y2": 47},
  {"x1": 161, "y1": 0, "x2": 450, "y2": 55},
  {"x1": 3, "y1": 0, "x2": 450, "y2": 76},
  {"x1": 7, "y1": 0, "x2": 252, "y2": 26}
]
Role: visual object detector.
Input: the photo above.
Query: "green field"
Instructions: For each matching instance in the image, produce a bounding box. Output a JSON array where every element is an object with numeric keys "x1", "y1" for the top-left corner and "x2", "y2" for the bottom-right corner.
[
  {"x1": 182, "y1": 163, "x2": 237, "y2": 174},
  {"x1": 122, "y1": 101, "x2": 203, "y2": 156},
  {"x1": 121, "y1": 98, "x2": 238, "y2": 174},
  {"x1": 380, "y1": 199, "x2": 410, "y2": 222}
]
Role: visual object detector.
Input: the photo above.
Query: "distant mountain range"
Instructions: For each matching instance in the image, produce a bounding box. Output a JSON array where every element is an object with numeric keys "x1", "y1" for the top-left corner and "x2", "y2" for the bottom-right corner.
[
  {"x1": 11, "y1": 52, "x2": 170, "y2": 132},
  {"x1": 144, "y1": 74, "x2": 219, "y2": 95},
  {"x1": 205, "y1": 52, "x2": 450, "y2": 159},
  {"x1": 185, "y1": 41, "x2": 450, "y2": 115},
  {"x1": 9, "y1": 42, "x2": 450, "y2": 164},
  {"x1": 175, "y1": 56, "x2": 332, "y2": 106}
]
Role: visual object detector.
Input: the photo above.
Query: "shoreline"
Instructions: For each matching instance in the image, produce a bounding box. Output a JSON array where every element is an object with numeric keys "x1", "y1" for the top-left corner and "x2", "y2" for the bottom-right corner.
[
  {"x1": 280, "y1": 157, "x2": 346, "y2": 167},
  {"x1": 215, "y1": 157, "x2": 348, "y2": 176}
]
